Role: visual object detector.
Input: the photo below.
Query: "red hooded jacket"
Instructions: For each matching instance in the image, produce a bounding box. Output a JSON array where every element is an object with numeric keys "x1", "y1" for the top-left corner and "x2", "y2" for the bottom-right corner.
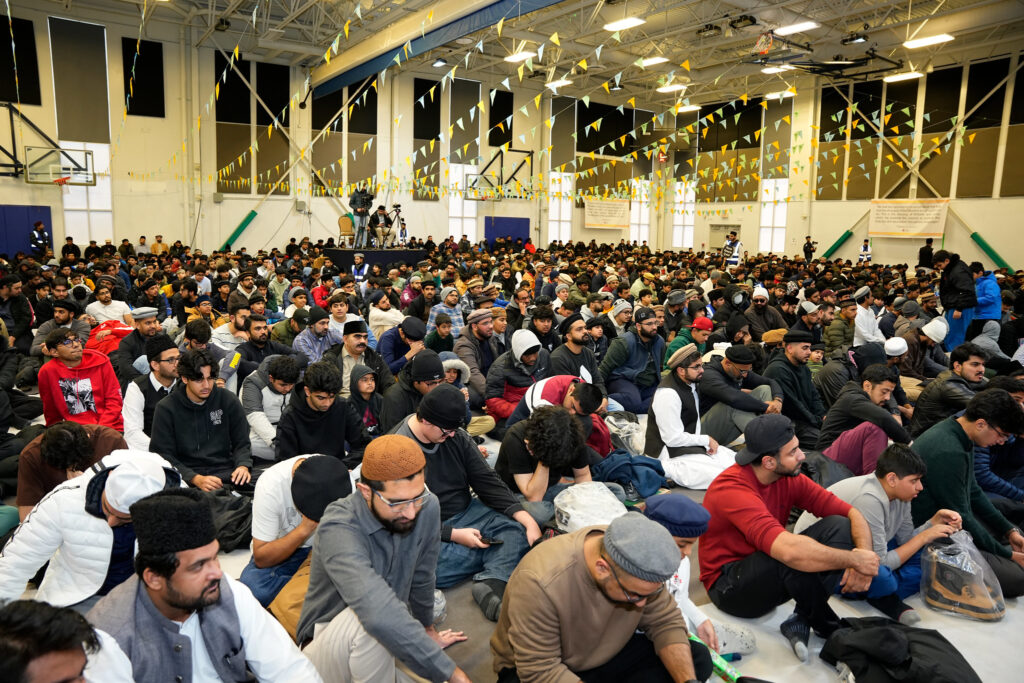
[{"x1": 38, "y1": 349, "x2": 124, "y2": 431}]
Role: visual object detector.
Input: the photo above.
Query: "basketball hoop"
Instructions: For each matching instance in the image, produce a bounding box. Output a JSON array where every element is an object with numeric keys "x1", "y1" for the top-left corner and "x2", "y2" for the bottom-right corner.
[
  {"x1": 53, "y1": 176, "x2": 71, "y2": 195},
  {"x1": 754, "y1": 31, "x2": 774, "y2": 55}
]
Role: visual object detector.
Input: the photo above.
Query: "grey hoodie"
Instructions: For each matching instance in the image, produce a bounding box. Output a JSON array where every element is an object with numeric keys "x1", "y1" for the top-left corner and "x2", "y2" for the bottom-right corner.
[
  {"x1": 239, "y1": 356, "x2": 291, "y2": 451},
  {"x1": 971, "y1": 319, "x2": 1010, "y2": 361}
]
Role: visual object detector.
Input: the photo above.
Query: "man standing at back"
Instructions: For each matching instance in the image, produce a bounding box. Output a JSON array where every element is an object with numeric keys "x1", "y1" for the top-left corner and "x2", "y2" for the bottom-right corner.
[{"x1": 933, "y1": 249, "x2": 977, "y2": 350}]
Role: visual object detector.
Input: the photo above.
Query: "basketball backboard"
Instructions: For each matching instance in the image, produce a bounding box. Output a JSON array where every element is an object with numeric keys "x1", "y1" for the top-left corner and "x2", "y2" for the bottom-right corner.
[{"x1": 24, "y1": 146, "x2": 95, "y2": 185}]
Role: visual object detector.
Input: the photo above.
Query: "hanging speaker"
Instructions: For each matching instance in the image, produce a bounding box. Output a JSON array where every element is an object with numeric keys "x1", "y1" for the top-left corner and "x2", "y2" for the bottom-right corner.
[
  {"x1": 212, "y1": 192, "x2": 224, "y2": 203},
  {"x1": 295, "y1": 200, "x2": 307, "y2": 213}
]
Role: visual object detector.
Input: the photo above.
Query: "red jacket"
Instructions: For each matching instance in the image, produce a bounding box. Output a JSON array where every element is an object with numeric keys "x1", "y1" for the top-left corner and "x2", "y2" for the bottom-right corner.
[
  {"x1": 38, "y1": 349, "x2": 124, "y2": 431},
  {"x1": 311, "y1": 284, "x2": 334, "y2": 308}
]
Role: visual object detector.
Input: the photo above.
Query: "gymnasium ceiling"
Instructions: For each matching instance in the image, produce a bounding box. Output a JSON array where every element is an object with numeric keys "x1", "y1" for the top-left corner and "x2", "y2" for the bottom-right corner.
[{"x1": 46, "y1": 0, "x2": 1024, "y2": 105}]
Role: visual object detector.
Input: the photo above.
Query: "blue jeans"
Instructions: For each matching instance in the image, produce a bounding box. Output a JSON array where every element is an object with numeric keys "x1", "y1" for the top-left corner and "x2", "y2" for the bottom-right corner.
[
  {"x1": 517, "y1": 482, "x2": 628, "y2": 525},
  {"x1": 607, "y1": 378, "x2": 657, "y2": 414},
  {"x1": 353, "y1": 214, "x2": 369, "y2": 248},
  {"x1": 836, "y1": 545, "x2": 923, "y2": 600},
  {"x1": 436, "y1": 498, "x2": 529, "y2": 587},
  {"x1": 239, "y1": 546, "x2": 310, "y2": 607}
]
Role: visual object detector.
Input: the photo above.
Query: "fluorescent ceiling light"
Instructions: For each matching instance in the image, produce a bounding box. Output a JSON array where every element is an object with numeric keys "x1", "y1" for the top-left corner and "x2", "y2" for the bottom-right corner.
[
  {"x1": 641, "y1": 56, "x2": 669, "y2": 67},
  {"x1": 903, "y1": 34, "x2": 954, "y2": 49},
  {"x1": 763, "y1": 90, "x2": 795, "y2": 99},
  {"x1": 824, "y1": 56, "x2": 855, "y2": 65},
  {"x1": 841, "y1": 33, "x2": 868, "y2": 45},
  {"x1": 774, "y1": 21, "x2": 819, "y2": 36},
  {"x1": 604, "y1": 17, "x2": 646, "y2": 31},
  {"x1": 677, "y1": 104, "x2": 700, "y2": 112},
  {"x1": 546, "y1": 79, "x2": 573, "y2": 90},
  {"x1": 883, "y1": 71, "x2": 923, "y2": 83},
  {"x1": 657, "y1": 84, "x2": 687, "y2": 93},
  {"x1": 504, "y1": 51, "x2": 536, "y2": 63},
  {"x1": 432, "y1": 58, "x2": 447, "y2": 68},
  {"x1": 761, "y1": 65, "x2": 795, "y2": 74}
]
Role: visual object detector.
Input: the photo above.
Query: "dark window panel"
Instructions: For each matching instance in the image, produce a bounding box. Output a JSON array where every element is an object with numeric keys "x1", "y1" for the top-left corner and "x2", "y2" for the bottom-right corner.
[{"x1": 122, "y1": 38, "x2": 164, "y2": 118}]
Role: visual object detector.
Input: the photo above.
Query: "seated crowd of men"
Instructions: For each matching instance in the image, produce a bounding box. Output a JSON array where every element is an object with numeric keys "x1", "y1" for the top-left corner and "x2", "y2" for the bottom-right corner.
[{"x1": 1, "y1": 231, "x2": 1024, "y2": 683}]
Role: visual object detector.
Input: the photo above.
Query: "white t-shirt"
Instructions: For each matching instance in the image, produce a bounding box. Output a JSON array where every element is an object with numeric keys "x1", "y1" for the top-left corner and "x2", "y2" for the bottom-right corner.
[
  {"x1": 85, "y1": 299, "x2": 132, "y2": 323},
  {"x1": 250, "y1": 455, "x2": 323, "y2": 545}
]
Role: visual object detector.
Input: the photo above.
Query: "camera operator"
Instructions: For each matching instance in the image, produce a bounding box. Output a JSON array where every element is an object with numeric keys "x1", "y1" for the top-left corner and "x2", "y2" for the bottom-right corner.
[
  {"x1": 349, "y1": 184, "x2": 375, "y2": 248},
  {"x1": 369, "y1": 205, "x2": 395, "y2": 248},
  {"x1": 803, "y1": 236, "x2": 817, "y2": 262}
]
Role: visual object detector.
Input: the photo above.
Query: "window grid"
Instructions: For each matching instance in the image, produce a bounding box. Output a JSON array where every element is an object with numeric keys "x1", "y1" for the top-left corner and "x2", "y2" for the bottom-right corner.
[
  {"x1": 548, "y1": 171, "x2": 573, "y2": 242},
  {"x1": 672, "y1": 180, "x2": 695, "y2": 248},
  {"x1": 60, "y1": 140, "x2": 113, "y2": 245},
  {"x1": 448, "y1": 163, "x2": 478, "y2": 241},
  {"x1": 758, "y1": 178, "x2": 788, "y2": 253},
  {"x1": 629, "y1": 178, "x2": 651, "y2": 243}
]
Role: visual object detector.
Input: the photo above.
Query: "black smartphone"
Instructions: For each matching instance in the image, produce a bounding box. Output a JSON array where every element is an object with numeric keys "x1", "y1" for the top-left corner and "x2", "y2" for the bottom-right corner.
[{"x1": 480, "y1": 537, "x2": 504, "y2": 545}]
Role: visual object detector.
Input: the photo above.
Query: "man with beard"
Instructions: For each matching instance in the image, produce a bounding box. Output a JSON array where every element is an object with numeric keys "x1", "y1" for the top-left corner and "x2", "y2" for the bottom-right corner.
[
  {"x1": 763, "y1": 330, "x2": 826, "y2": 449},
  {"x1": 599, "y1": 307, "x2": 666, "y2": 414},
  {"x1": 87, "y1": 488, "x2": 319, "y2": 681},
  {"x1": 293, "y1": 306, "x2": 344, "y2": 364},
  {"x1": 297, "y1": 436, "x2": 470, "y2": 682},
  {"x1": 211, "y1": 302, "x2": 251, "y2": 355},
  {"x1": 700, "y1": 414, "x2": 878, "y2": 662},
  {"x1": 744, "y1": 286, "x2": 788, "y2": 342},
  {"x1": 824, "y1": 299, "x2": 857, "y2": 357},
  {"x1": 454, "y1": 309, "x2": 498, "y2": 409},
  {"x1": 235, "y1": 313, "x2": 306, "y2": 375},
  {"x1": 549, "y1": 313, "x2": 606, "y2": 394},
  {"x1": 404, "y1": 281, "x2": 437, "y2": 324},
  {"x1": 791, "y1": 301, "x2": 823, "y2": 344},
  {"x1": 111, "y1": 308, "x2": 165, "y2": 392},
  {"x1": 909, "y1": 342, "x2": 988, "y2": 436}
]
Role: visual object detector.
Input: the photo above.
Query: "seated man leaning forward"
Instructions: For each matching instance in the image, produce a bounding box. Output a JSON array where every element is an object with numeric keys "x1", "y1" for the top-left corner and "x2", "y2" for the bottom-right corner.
[
  {"x1": 239, "y1": 455, "x2": 352, "y2": 608},
  {"x1": 491, "y1": 511, "x2": 712, "y2": 683},
  {"x1": 87, "y1": 488, "x2": 321, "y2": 682},
  {"x1": 298, "y1": 435, "x2": 471, "y2": 683},
  {"x1": 796, "y1": 443, "x2": 962, "y2": 624},
  {"x1": 390, "y1": 383, "x2": 542, "y2": 621},
  {"x1": 699, "y1": 414, "x2": 879, "y2": 662}
]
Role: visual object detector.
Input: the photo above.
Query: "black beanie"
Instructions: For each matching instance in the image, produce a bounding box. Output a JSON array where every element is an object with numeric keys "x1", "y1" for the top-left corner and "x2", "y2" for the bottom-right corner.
[{"x1": 131, "y1": 488, "x2": 217, "y2": 556}]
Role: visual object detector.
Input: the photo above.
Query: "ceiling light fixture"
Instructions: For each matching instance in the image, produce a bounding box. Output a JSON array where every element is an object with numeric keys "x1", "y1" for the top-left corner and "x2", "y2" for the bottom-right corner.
[
  {"x1": 677, "y1": 104, "x2": 700, "y2": 112},
  {"x1": 774, "y1": 21, "x2": 818, "y2": 36},
  {"x1": 824, "y1": 55, "x2": 856, "y2": 65},
  {"x1": 504, "y1": 51, "x2": 536, "y2": 63},
  {"x1": 903, "y1": 34, "x2": 954, "y2": 49},
  {"x1": 546, "y1": 79, "x2": 573, "y2": 90},
  {"x1": 729, "y1": 15, "x2": 757, "y2": 30},
  {"x1": 763, "y1": 90, "x2": 795, "y2": 99},
  {"x1": 761, "y1": 64, "x2": 795, "y2": 74},
  {"x1": 656, "y1": 83, "x2": 687, "y2": 93},
  {"x1": 696, "y1": 24, "x2": 722, "y2": 38},
  {"x1": 432, "y1": 58, "x2": 447, "y2": 68},
  {"x1": 604, "y1": 17, "x2": 646, "y2": 32},
  {"x1": 640, "y1": 56, "x2": 669, "y2": 67},
  {"x1": 841, "y1": 33, "x2": 868, "y2": 45},
  {"x1": 883, "y1": 71, "x2": 923, "y2": 83}
]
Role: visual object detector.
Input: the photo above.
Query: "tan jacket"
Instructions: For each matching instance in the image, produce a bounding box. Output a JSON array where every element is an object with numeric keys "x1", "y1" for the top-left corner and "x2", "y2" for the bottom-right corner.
[{"x1": 490, "y1": 526, "x2": 689, "y2": 682}]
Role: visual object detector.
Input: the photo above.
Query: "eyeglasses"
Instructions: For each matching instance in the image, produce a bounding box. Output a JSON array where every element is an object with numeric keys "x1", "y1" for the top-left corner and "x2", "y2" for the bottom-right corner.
[
  {"x1": 422, "y1": 378, "x2": 444, "y2": 388},
  {"x1": 990, "y1": 424, "x2": 1011, "y2": 441},
  {"x1": 602, "y1": 553, "x2": 664, "y2": 604},
  {"x1": 158, "y1": 356, "x2": 181, "y2": 364},
  {"x1": 373, "y1": 485, "x2": 431, "y2": 510},
  {"x1": 56, "y1": 337, "x2": 82, "y2": 347}
]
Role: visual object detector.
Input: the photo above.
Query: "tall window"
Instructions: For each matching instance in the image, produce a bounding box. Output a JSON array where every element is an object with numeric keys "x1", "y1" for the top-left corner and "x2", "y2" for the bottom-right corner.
[
  {"x1": 758, "y1": 178, "x2": 788, "y2": 253},
  {"x1": 548, "y1": 171, "x2": 573, "y2": 242},
  {"x1": 61, "y1": 141, "x2": 112, "y2": 244},
  {"x1": 629, "y1": 178, "x2": 651, "y2": 243},
  {"x1": 672, "y1": 180, "x2": 695, "y2": 249},
  {"x1": 448, "y1": 163, "x2": 478, "y2": 241}
]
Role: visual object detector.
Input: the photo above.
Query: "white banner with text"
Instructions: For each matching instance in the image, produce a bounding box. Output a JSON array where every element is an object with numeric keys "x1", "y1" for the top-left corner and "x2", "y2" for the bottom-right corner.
[
  {"x1": 868, "y1": 199, "x2": 948, "y2": 239},
  {"x1": 584, "y1": 199, "x2": 630, "y2": 230}
]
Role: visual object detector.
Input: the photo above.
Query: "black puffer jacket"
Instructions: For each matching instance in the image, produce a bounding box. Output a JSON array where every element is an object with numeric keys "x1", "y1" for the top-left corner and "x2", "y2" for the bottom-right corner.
[
  {"x1": 908, "y1": 368, "x2": 985, "y2": 436},
  {"x1": 938, "y1": 254, "x2": 977, "y2": 312}
]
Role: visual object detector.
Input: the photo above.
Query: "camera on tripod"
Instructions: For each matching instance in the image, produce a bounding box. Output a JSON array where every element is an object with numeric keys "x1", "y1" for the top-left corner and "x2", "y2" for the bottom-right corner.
[{"x1": 392, "y1": 204, "x2": 402, "y2": 209}]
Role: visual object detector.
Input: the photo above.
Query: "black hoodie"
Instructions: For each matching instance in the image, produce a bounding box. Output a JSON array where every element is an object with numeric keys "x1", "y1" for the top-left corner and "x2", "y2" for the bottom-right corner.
[
  {"x1": 149, "y1": 385, "x2": 252, "y2": 483},
  {"x1": 275, "y1": 382, "x2": 370, "y2": 469}
]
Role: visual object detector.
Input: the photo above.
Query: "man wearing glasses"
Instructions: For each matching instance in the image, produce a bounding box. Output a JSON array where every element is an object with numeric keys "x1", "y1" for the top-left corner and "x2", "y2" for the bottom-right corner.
[
  {"x1": 391, "y1": 384, "x2": 541, "y2": 622},
  {"x1": 492, "y1": 512, "x2": 705, "y2": 683},
  {"x1": 698, "y1": 344, "x2": 784, "y2": 446},
  {"x1": 646, "y1": 344, "x2": 737, "y2": 490},
  {"x1": 299, "y1": 435, "x2": 472, "y2": 683},
  {"x1": 38, "y1": 328, "x2": 123, "y2": 431},
  {"x1": 912, "y1": 389, "x2": 1024, "y2": 598},
  {"x1": 122, "y1": 335, "x2": 180, "y2": 452}
]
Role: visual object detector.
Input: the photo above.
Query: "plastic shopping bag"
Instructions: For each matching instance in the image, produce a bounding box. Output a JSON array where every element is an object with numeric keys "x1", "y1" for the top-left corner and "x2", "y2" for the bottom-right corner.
[
  {"x1": 920, "y1": 530, "x2": 1005, "y2": 621},
  {"x1": 554, "y1": 482, "x2": 628, "y2": 533}
]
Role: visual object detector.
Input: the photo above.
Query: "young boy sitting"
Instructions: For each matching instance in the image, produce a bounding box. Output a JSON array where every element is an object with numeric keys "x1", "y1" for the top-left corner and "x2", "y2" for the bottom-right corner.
[
  {"x1": 795, "y1": 443, "x2": 963, "y2": 623},
  {"x1": 348, "y1": 364, "x2": 383, "y2": 439},
  {"x1": 439, "y1": 351, "x2": 495, "y2": 440},
  {"x1": 643, "y1": 494, "x2": 756, "y2": 657},
  {"x1": 426, "y1": 313, "x2": 454, "y2": 353}
]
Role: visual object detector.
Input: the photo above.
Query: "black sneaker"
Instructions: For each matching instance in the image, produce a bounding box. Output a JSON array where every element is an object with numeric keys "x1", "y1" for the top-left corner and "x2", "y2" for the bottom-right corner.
[
  {"x1": 780, "y1": 613, "x2": 810, "y2": 662},
  {"x1": 621, "y1": 481, "x2": 641, "y2": 502},
  {"x1": 472, "y1": 435, "x2": 485, "y2": 445}
]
